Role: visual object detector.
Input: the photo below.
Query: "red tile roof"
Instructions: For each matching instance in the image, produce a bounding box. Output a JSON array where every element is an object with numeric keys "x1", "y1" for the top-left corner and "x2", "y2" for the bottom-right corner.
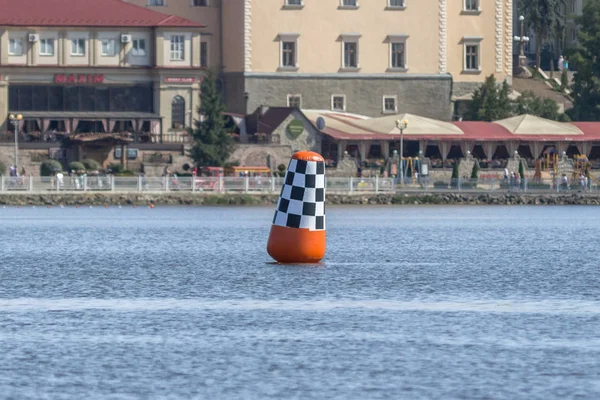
[{"x1": 0, "y1": 0, "x2": 205, "y2": 28}]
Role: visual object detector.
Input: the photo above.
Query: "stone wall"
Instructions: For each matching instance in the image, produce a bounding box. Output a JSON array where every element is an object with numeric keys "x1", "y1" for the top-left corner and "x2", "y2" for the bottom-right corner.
[{"x1": 243, "y1": 74, "x2": 453, "y2": 120}]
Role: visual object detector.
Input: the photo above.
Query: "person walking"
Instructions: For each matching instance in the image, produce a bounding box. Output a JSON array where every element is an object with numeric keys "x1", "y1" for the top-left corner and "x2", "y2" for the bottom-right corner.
[{"x1": 558, "y1": 55, "x2": 565, "y2": 71}]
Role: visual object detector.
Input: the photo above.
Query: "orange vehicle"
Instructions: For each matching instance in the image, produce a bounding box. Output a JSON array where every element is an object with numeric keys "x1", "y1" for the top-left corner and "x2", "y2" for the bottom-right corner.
[{"x1": 194, "y1": 167, "x2": 224, "y2": 191}]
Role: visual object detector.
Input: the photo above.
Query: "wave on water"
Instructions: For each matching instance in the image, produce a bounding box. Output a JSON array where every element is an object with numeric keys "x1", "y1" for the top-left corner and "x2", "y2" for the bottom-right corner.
[{"x1": 0, "y1": 298, "x2": 599, "y2": 314}]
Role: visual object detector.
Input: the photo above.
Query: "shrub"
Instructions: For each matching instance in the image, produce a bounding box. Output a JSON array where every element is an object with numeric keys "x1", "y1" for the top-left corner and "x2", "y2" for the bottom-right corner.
[
  {"x1": 40, "y1": 160, "x2": 62, "y2": 176},
  {"x1": 82, "y1": 158, "x2": 101, "y2": 171},
  {"x1": 108, "y1": 163, "x2": 124, "y2": 174},
  {"x1": 433, "y1": 181, "x2": 448, "y2": 189},
  {"x1": 182, "y1": 163, "x2": 191, "y2": 171},
  {"x1": 115, "y1": 170, "x2": 136, "y2": 177},
  {"x1": 0, "y1": 159, "x2": 7, "y2": 176},
  {"x1": 471, "y1": 162, "x2": 479, "y2": 180},
  {"x1": 68, "y1": 161, "x2": 86, "y2": 172}
]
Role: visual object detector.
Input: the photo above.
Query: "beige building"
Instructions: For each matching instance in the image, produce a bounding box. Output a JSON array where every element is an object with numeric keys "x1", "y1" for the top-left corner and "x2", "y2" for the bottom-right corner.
[
  {"x1": 127, "y1": 0, "x2": 513, "y2": 121},
  {"x1": 0, "y1": 0, "x2": 210, "y2": 173}
]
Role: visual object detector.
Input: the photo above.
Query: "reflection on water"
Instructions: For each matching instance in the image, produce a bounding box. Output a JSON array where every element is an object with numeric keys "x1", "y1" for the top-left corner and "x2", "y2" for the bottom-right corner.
[{"x1": 1, "y1": 206, "x2": 599, "y2": 400}]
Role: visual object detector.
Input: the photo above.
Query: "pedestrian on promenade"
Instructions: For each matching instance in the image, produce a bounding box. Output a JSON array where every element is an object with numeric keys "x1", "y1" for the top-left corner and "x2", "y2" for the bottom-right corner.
[{"x1": 558, "y1": 55, "x2": 565, "y2": 71}]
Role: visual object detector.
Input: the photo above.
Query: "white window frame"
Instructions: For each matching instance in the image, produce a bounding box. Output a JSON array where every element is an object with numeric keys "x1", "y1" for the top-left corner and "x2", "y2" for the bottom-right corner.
[
  {"x1": 71, "y1": 38, "x2": 86, "y2": 56},
  {"x1": 387, "y1": 0, "x2": 405, "y2": 9},
  {"x1": 8, "y1": 38, "x2": 23, "y2": 56},
  {"x1": 331, "y1": 94, "x2": 346, "y2": 112},
  {"x1": 278, "y1": 33, "x2": 300, "y2": 70},
  {"x1": 463, "y1": 0, "x2": 480, "y2": 13},
  {"x1": 191, "y1": 0, "x2": 209, "y2": 5},
  {"x1": 39, "y1": 38, "x2": 55, "y2": 56},
  {"x1": 340, "y1": 33, "x2": 361, "y2": 70},
  {"x1": 287, "y1": 94, "x2": 302, "y2": 108},
  {"x1": 170, "y1": 35, "x2": 185, "y2": 60},
  {"x1": 148, "y1": 0, "x2": 165, "y2": 6},
  {"x1": 383, "y1": 95, "x2": 398, "y2": 114},
  {"x1": 387, "y1": 34, "x2": 409, "y2": 71},
  {"x1": 283, "y1": 0, "x2": 304, "y2": 8},
  {"x1": 101, "y1": 39, "x2": 116, "y2": 56},
  {"x1": 463, "y1": 37, "x2": 482, "y2": 72},
  {"x1": 339, "y1": 0, "x2": 359, "y2": 9},
  {"x1": 132, "y1": 38, "x2": 147, "y2": 57}
]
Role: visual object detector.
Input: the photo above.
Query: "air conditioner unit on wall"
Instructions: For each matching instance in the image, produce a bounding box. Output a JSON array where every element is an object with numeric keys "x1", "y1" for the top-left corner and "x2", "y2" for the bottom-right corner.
[
  {"x1": 28, "y1": 34, "x2": 39, "y2": 42},
  {"x1": 121, "y1": 34, "x2": 132, "y2": 43}
]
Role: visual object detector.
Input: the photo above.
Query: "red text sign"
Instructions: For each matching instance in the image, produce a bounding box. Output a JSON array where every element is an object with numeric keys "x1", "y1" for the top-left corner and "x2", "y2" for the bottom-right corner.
[{"x1": 54, "y1": 74, "x2": 104, "y2": 84}]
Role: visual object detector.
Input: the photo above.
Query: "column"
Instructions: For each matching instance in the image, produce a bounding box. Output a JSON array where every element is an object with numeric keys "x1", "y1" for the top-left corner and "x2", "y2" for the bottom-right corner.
[
  {"x1": 337, "y1": 141, "x2": 344, "y2": 162},
  {"x1": 90, "y1": 32, "x2": 97, "y2": 66},
  {"x1": 359, "y1": 141, "x2": 367, "y2": 162},
  {"x1": 532, "y1": 142, "x2": 540, "y2": 159},
  {"x1": 382, "y1": 141, "x2": 390, "y2": 160},
  {"x1": 121, "y1": 143, "x2": 126, "y2": 169},
  {"x1": 60, "y1": 32, "x2": 67, "y2": 66},
  {"x1": 440, "y1": 141, "x2": 448, "y2": 161},
  {"x1": 485, "y1": 142, "x2": 494, "y2": 160}
]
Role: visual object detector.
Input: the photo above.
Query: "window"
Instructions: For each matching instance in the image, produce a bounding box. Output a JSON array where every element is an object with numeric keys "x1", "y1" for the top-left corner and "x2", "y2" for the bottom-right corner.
[
  {"x1": 279, "y1": 33, "x2": 299, "y2": 70},
  {"x1": 170, "y1": 35, "x2": 185, "y2": 60},
  {"x1": 340, "y1": 0, "x2": 358, "y2": 7},
  {"x1": 464, "y1": 0, "x2": 479, "y2": 11},
  {"x1": 39, "y1": 39, "x2": 54, "y2": 56},
  {"x1": 192, "y1": 0, "x2": 208, "y2": 5},
  {"x1": 71, "y1": 39, "x2": 85, "y2": 56},
  {"x1": 172, "y1": 96, "x2": 186, "y2": 129},
  {"x1": 285, "y1": 0, "x2": 303, "y2": 5},
  {"x1": 200, "y1": 41, "x2": 208, "y2": 67},
  {"x1": 388, "y1": 0, "x2": 405, "y2": 7},
  {"x1": 390, "y1": 42, "x2": 406, "y2": 69},
  {"x1": 132, "y1": 39, "x2": 146, "y2": 56},
  {"x1": 101, "y1": 39, "x2": 116, "y2": 56},
  {"x1": 9, "y1": 38, "x2": 23, "y2": 56},
  {"x1": 465, "y1": 43, "x2": 480, "y2": 71},
  {"x1": 148, "y1": 0, "x2": 164, "y2": 5},
  {"x1": 287, "y1": 94, "x2": 302, "y2": 108},
  {"x1": 282, "y1": 42, "x2": 296, "y2": 67},
  {"x1": 383, "y1": 96, "x2": 397, "y2": 113},
  {"x1": 331, "y1": 95, "x2": 346, "y2": 111},
  {"x1": 343, "y1": 42, "x2": 358, "y2": 68}
]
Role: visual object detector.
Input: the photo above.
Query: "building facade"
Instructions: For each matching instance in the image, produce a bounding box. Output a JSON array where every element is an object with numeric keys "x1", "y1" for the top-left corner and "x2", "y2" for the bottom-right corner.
[
  {"x1": 126, "y1": 0, "x2": 514, "y2": 121},
  {"x1": 0, "y1": 0, "x2": 208, "y2": 173}
]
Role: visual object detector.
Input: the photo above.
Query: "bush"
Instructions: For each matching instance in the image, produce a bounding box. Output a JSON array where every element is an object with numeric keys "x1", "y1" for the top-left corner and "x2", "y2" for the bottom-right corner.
[
  {"x1": 0, "y1": 159, "x2": 7, "y2": 176},
  {"x1": 40, "y1": 160, "x2": 63, "y2": 176},
  {"x1": 108, "y1": 163, "x2": 124, "y2": 174},
  {"x1": 115, "y1": 170, "x2": 136, "y2": 177},
  {"x1": 68, "y1": 161, "x2": 86, "y2": 172},
  {"x1": 82, "y1": 158, "x2": 101, "y2": 171},
  {"x1": 471, "y1": 162, "x2": 479, "y2": 180},
  {"x1": 433, "y1": 181, "x2": 448, "y2": 189}
]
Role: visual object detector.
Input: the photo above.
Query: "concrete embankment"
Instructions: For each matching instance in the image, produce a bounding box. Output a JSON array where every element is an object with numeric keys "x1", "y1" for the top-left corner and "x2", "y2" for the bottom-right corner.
[{"x1": 1, "y1": 192, "x2": 600, "y2": 206}]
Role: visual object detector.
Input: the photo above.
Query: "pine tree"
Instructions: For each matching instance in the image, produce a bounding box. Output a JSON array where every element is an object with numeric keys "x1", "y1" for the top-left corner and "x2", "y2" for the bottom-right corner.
[
  {"x1": 465, "y1": 75, "x2": 513, "y2": 121},
  {"x1": 188, "y1": 70, "x2": 234, "y2": 167}
]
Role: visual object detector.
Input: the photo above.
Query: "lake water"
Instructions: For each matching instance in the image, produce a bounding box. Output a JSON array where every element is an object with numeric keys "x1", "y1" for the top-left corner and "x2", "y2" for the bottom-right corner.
[{"x1": 0, "y1": 205, "x2": 599, "y2": 400}]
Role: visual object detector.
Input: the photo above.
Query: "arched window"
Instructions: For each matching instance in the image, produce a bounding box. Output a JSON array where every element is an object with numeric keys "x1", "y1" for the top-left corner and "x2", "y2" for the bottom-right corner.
[{"x1": 171, "y1": 96, "x2": 185, "y2": 129}]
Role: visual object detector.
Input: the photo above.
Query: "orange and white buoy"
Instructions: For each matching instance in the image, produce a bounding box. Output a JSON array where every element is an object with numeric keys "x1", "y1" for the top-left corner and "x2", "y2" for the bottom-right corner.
[{"x1": 267, "y1": 151, "x2": 326, "y2": 263}]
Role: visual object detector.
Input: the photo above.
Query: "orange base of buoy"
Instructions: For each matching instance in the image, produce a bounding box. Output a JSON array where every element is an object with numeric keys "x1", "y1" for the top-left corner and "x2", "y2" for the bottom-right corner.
[{"x1": 267, "y1": 225, "x2": 326, "y2": 263}]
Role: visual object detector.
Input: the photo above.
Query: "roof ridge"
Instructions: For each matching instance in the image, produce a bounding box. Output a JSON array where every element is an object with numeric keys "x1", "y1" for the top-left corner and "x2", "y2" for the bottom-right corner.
[{"x1": 158, "y1": 14, "x2": 176, "y2": 26}]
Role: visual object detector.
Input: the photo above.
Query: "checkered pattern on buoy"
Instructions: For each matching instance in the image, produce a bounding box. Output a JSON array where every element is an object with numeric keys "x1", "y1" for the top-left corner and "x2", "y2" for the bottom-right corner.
[{"x1": 272, "y1": 158, "x2": 326, "y2": 231}]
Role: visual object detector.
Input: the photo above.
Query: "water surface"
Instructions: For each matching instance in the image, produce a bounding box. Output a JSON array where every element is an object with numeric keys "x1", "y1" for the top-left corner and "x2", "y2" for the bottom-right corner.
[{"x1": 0, "y1": 206, "x2": 599, "y2": 399}]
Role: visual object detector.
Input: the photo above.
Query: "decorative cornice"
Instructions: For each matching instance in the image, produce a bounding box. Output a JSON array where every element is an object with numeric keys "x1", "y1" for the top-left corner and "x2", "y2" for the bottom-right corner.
[
  {"x1": 244, "y1": 0, "x2": 252, "y2": 72},
  {"x1": 505, "y1": 0, "x2": 513, "y2": 75},
  {"x1": 438, "y1": 0, "x2": 447, "y2": 74},
  {"x1": 495, "y1": 0, "x2": 503, "y2": 73}
]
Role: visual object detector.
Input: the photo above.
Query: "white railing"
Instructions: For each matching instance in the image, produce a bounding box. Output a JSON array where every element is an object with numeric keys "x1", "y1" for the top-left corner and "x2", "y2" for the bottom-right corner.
[{"x1": 0, "y1": 176, "x2": 596, "y2": 194}]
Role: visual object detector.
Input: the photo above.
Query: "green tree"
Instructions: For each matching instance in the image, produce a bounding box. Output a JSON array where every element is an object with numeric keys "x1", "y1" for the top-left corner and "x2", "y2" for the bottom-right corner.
[
  {"x1": 189, "y1": 70, "x2": 234, "y2": 167},
  {"x1": 513, "y1": 90, "x2": 570, "y2": 121},
  {"x1": 464, "y1": 75, "x2": 513, "y2": 121},
  {"x1": 519, "y1": 0, "x2": 566, "y2": 70},
  {"x1": 567, "y1": 0, "x2": 600, "y2": 121},
  {"x1": 471, "y1": 161, "x2": 479, "y2": 180},
  {"x1": 519, "y1": 160, "x2": 526, "y2": 181}
]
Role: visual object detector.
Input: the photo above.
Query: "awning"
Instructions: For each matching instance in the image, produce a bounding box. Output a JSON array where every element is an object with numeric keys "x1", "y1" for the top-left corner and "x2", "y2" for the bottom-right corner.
[{"x1": 9, "y1": 111, "x2": 162, "y2": 119}]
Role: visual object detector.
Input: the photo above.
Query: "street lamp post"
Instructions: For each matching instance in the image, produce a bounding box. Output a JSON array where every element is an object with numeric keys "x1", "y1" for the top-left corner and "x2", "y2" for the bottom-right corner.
[
  {"x1": 8, "y1": 114, "x2": 23, "y2": 170},
  {"x1": 395, "y1": 119, "x2": 408, "y2": 186},
  {"x1": 513, "y1": 15, "x2": 530, "y2": 68}
]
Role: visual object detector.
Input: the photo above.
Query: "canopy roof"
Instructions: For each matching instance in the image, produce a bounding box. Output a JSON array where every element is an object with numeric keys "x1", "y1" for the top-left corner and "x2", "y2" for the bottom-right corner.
[{"x1": 493, "y1": 115, "x2": 583, "y2": 136}]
